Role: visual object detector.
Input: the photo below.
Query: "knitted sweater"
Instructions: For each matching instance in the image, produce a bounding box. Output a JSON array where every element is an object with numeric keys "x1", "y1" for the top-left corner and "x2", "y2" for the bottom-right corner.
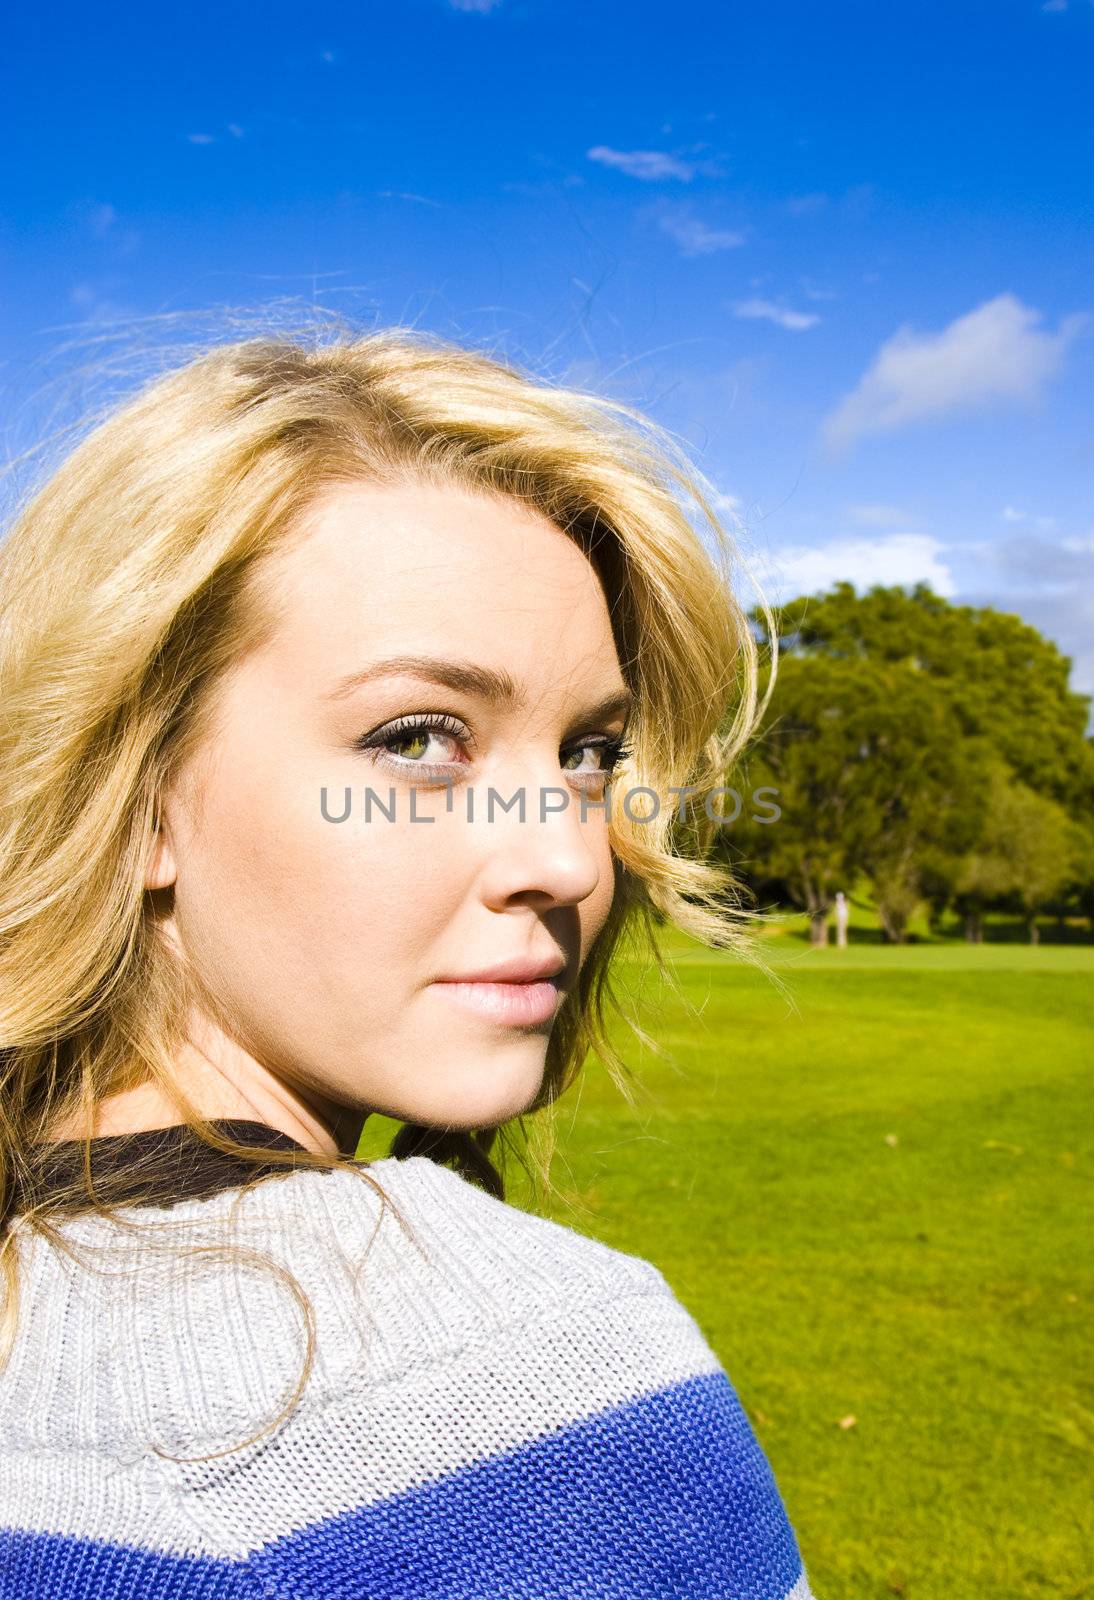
[{"x1": 0, "y1": 1120, "x2": 817, "y2": 1599}]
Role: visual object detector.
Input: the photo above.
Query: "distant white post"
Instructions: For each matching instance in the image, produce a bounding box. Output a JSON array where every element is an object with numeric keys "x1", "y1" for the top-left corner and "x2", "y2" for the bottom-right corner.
[{"x1": 835, "y1": 890, "x2": 849, "y2": 949}]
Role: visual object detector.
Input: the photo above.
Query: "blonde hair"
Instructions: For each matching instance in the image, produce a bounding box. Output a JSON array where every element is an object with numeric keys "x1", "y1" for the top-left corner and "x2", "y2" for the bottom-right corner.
[{"x1": 0, "y1": 323, "x2": 778, "y2": 1460}]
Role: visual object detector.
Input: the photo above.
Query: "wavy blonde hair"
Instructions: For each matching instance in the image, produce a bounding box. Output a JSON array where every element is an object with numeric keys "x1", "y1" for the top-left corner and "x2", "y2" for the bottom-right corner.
[{"x1": 0, "y1": 324, "x2": 778, "y2": 1461}]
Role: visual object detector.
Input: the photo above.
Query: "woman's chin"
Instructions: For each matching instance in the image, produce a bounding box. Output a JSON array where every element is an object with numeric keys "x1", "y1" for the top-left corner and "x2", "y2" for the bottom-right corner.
[{"x1": 394, "y1": 1050, "x2": 547, "y2": 1131}]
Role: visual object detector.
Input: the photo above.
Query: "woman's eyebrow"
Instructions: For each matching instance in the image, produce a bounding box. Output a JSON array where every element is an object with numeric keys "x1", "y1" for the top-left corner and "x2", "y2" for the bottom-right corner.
[{"x1": 324, "y1": 654, "x2": 635, "y2": 723}]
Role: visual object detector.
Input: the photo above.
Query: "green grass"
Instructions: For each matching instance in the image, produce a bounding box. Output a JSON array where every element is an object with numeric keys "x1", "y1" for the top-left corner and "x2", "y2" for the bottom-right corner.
[{"x1": 366, "y1": 925, "x2": 1094, "y2": 1599}]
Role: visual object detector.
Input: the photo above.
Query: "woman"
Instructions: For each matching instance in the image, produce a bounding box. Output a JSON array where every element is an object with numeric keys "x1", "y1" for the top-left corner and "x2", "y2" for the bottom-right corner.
[{"x1": 0, "y1": 328, "x2": 815, "y2": 1598}]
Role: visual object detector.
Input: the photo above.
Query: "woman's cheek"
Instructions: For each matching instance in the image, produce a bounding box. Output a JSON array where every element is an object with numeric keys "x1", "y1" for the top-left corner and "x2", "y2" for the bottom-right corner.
[
  {"x1": 320, "y1": 811, "x2": 469, "y2": 931},
  {"x1": 578, "y1": 838, "x2": 617, "y2": 953}
]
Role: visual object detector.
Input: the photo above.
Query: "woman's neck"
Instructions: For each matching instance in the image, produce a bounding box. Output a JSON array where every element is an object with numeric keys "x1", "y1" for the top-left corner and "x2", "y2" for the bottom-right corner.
[{"x1": 42, "y1": 1026, "x2": 367, "y2": 1158}]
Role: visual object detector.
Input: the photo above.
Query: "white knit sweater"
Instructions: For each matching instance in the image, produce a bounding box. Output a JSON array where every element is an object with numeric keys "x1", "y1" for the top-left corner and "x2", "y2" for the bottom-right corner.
[{"x1": 0, "y1": 1135, "x2": 817, "y2": 1598}]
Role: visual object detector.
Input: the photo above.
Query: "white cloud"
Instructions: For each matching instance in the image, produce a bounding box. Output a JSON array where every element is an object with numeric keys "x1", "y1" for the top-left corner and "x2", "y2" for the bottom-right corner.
[
  {"x1": 959, "y1": 529, "x2": 1094, "y2": 709},
  {"x1": 786, "y1": 192, "x2": 829, "y2": 215},
  {"x1": 88, "y1": 203, "x2": 117, "y2": 238},
  {"x1": 187, "y1": 132, "x2": 215, "y2": 145},
  {"x1": 69, "y1": 281, "x2": 139, "y2": 325},
  {"x1": 999, "y1": 505, "x2": 1059, "y2": 531},
  {"x1": 449, "y1": 0, "x2": 504, "y2": 10},
  {"x1": 984, "y1": 531, "x2": 1092, "y2": 586},
  {"x1": 981, "y1": 585, "x2": 1094, "y2": 711},
  {"x1": 75, "y1": 199, "x2": 139, "y2": 259},
  {"x1": 1034, "y1": 592, "x2": 1094, "y2": 706},
  {"x1": 1041, "y1": 0, "x2": 1067, "y2": 12},
  {"x1": 760, "y1": 533, "x2": 956, "y2": 603},
  {"x1": 822, "y1": 293, "x2": 1086, "y2": 453},
  {"x1": 586, "y1": 146, "x2": 697, "y2": 181},
  {"x1": 682, "y1": 485, "x2": 743, "y2": 527},
  {"x1": 846, "y1": 503, "x2": 914, "y2": 528},
  {"x1": 731, "y1": 297, "x2": 821, "y2": 332},
  {"x1": 656, "y1": 207, "x2": 745, "y2": 255},
  {"x1": 709, "y1": 489, "x2": 742, "y2": 516}
]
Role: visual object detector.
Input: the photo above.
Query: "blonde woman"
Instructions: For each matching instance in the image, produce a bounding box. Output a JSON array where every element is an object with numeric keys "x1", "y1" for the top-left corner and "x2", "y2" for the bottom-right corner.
[{"x1": 0, "y1": 329, "x2": 816, "y2": 1598}]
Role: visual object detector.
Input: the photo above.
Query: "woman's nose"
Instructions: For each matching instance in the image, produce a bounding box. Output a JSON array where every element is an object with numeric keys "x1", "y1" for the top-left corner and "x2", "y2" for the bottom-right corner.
[{"x1": 471, "y1": 765, "x2": 607, "y2": 911}]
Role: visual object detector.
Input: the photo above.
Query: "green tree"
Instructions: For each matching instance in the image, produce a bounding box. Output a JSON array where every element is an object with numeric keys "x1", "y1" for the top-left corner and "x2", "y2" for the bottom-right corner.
[
  {"x1": 955, "y1": 765, "x2": 1085, "y2": 943},
  {"x1": 732, "y1": 655, "x2": 980, "y2": 945},
  {"x1": 744, "y1": 582, "x2": 1093, "y2": 941},
  {"x1": 952, "y1": 757, "x2": 1020, "y2": 942},
  {"x1": 762, "y1": 582, "x2": 1090, "y2": 808}
]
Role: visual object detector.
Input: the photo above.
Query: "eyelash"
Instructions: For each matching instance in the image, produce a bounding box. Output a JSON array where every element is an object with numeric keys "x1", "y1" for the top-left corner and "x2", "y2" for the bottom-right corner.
[{"x1": 355, "y1": 713, "x2": 633, "y2": 785}]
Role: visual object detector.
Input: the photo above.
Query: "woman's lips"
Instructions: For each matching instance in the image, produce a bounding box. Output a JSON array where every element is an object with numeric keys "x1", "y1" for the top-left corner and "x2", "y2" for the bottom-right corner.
[{"x1": 429, "y1": 977, "x2": 563, "y2": 1027}]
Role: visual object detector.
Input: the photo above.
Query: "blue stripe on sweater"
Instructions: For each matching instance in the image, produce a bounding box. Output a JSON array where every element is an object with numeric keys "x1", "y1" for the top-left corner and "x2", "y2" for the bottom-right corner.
[
  {"x1": 0, "y1": 1530, "x2": 240, "y2": 1599},
  {"x1": 0, "y1": 1371, "x2": 807, "y2": 1599},
  {"x1": 248, "y1": 1369, "x2": 806, "y2": 1600}
]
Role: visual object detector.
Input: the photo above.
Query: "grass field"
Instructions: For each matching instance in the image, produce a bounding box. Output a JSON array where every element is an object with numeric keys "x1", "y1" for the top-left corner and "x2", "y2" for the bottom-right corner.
[{"x1": 361, "y1": 924, "x2": 1093, "y2": 1599}]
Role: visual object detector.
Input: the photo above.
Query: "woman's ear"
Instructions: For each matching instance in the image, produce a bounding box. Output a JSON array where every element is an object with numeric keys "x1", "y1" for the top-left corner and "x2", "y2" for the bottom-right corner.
[{"x1": 144, "y1": 804, "x2": 178, "y2": 891}]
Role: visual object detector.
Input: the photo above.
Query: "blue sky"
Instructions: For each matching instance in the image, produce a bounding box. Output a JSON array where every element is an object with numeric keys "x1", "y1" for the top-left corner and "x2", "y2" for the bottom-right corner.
[{"x1": 3, "y1": 0, "x2": 1092, "y2": 707}]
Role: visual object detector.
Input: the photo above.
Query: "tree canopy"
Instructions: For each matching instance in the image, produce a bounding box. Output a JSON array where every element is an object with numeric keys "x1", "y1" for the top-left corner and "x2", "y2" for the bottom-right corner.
[{"x1": 728, "y1": 582, "x2": 1093, "y2": 943}]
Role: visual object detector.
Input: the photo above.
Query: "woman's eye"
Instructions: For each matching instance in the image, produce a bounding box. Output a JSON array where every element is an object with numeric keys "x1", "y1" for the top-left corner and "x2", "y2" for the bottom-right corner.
[
  {"x1": 356, "y1": 715, "x2": 469, "y2": 773},
  {"x1": 384, "y1": 728, "x2": 459, "y2": 763},
  {"x1": 561, "y1": 738, "x2": 632, "y2": 780}
]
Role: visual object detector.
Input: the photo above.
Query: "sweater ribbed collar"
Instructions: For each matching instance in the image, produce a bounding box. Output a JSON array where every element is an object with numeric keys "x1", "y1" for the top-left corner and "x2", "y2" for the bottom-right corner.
[{"x1": 11, "y1": 1119, "x2": 321, "y2": 1215}]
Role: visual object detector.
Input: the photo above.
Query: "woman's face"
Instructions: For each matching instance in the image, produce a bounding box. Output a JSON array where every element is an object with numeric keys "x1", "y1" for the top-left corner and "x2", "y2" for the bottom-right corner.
[{"x1": 150, "y1": 479, "x2": 632, "y2": 1132}]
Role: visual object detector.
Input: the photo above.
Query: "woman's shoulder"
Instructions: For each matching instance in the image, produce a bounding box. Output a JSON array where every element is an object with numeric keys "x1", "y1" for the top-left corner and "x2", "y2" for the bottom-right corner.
[
  {"x1": 0, "y1": 1153, "x2": 699, "y2": 1456},
  {"x1": 1, "y1": 1157, "x2": 815, "y2": 1599},
  {"x1": 357, "y1": 1152, "x2": 674, "y2": 1305},
  {"x1": 299, "y1": 1152, "x2": 717, "y2": 1387}
]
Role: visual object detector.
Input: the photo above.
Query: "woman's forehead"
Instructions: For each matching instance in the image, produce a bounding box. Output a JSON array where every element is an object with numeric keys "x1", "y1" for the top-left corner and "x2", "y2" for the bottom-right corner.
[
  {"x1": 256, "y1": 481, "x2": 622, "y2": 665},
  {"x1": 219, "y1": 479, "x2": 627, "y2": 719}
]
